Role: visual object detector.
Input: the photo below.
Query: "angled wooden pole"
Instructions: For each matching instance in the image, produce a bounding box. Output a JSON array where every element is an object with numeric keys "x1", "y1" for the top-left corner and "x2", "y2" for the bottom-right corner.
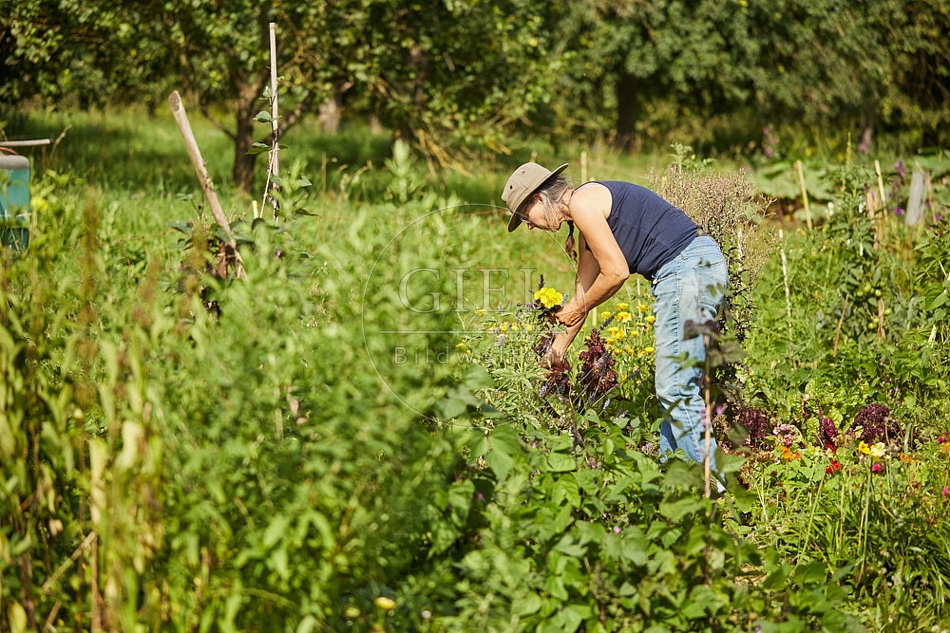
[{"x1": 168, "y1": 90, "x2": 246, "y2": 279}]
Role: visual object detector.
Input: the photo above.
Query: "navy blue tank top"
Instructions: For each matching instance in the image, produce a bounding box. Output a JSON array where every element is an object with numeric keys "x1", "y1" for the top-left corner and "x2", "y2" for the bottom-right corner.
[{"x1": 580, "y1": 181, "x2": 698, "y2": 280}]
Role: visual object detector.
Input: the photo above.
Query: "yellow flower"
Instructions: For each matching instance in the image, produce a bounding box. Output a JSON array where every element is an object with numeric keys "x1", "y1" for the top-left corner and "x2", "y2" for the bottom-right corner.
[
  {"x1": 475, "y1": 309, "x2": 486, "y2": 317},
  {"x1": 615, "y1": 311, "x2": 632, "y2": 323},
  {"x1": 638, "y1": 303, "x2": 648, "y2": 312},
  {"x1": 526, "y1": 323, "x2": 534, "y2": 332},
  {"x1": 601, "y1": 310, "x2": 611, "y2": 320},
  {"x1": 858, "y1": 441, "x2": 870, "y2": 455},
  {"x1": 645, "y1": 315, "x2": 656, "y2": 324},
  {"x1": 625, "y1": 346, "x2": 634, "y2": 355},
  {"x1": 629, "y1": 330, "x2": 639, "y2": 338},
  {"x1": 534, "y1": 287, "x2": 563, "y2": 309},
  {"x1": 643, "y1": 346, "x2": 655, "y2": 354},
  {"x1": 615, "y1": 330, "x2": 625, "y2": 341},
  {"x1": 606, "y1": 337, "x2": 616, "y2": 345},
  {"x1": 500, "y1": 323, "x2": 508, "y2": 332},
  {"x1": 511, "y1": 324, "x2": 520, "y2": 331},
  {"x1": 869, "y1": 442, "x2": 886, "y2": 459},
  {"x1": 375, "y1": 596, "x2": 397, "y2": 610},
  {"x1": 616, "y1": 302, "x2": 629, "y2": 311}
]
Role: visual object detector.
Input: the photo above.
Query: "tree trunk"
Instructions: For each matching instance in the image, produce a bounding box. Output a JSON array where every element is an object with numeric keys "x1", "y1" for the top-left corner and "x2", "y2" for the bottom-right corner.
[
  {"x1": 232, "y1": 76, "x2": 267, "y2": 195},
  {"x1": 860, "y1": 113, "x2": 875, "y2": 153},
  {"x1": 614, "y1": 72, "x2": 640, "y2": 152}
]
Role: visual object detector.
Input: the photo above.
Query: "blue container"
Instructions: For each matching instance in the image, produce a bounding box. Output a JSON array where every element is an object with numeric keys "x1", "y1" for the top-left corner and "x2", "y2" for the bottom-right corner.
[{"x1": 0, "y1": 154, "x2": 31, "y2": 252}]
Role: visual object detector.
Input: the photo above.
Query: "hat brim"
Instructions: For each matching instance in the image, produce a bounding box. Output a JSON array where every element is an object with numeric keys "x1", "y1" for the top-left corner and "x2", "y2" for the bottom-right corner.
[{"x1": 507, "y1": 163, "x2": 569, "y2": 232}]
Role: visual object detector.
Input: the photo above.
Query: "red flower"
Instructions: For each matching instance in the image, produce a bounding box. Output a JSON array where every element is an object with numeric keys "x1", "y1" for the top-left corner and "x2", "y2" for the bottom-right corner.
[{"x1": 825, "y1": 459, "x2": 841, "y2": 474}]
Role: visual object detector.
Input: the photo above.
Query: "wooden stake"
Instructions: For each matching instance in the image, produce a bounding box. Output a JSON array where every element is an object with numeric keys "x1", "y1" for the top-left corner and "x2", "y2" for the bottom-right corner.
[
  {"x1": 796, "y1": 160, "x2": 812, "y2": 229},
  {"x1": 877, "y1": 297, "x2": 886, "y2": 339},
  {"x1": 168, "y1": 90, "x2": 246, "y2": 279},
  {"x1": 833, "y1": 294, "x2": 849, "y2": 357},
  {"x1": 779, "y1": 228, "x2": 792, "y2": 341},
  {"x1": 874, "y1": 160, "x2": 887, "y2": 209},
  {"x1": 703, "y1": 336, "x2": 713, "y2": 499},
  {"x1": 265, "y1": 22, "x2": 281, "y2": 221}
]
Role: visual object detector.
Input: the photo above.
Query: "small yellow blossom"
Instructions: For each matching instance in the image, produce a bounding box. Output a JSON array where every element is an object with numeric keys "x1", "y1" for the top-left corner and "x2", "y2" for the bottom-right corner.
[
  {"x1": 500, "y1": 323, "x2": 508, "y2": 332},
  {"x1": 526, "y1": 323, "x2": 534, "y2": 332},
  {"x1": 615, "y1": 331, "x2": 625, "y2": 341},
  {"x1": 534, "y1": 287, "x2": 564, "y2": 309},
  {"x1": 638, "y1": 303, "x2": 649, "y2": 312},
  {"x1": 643, "y1": 346, "x2": 655, "y2": 354},
  {"x1": 645, "y1": 315, "x2": 656, "y2": 324},
  {"x1": 858, "y1": 441, "x2": 871, "y2": 455},
  {"x1": 475, "y1": 309, "x2": 486, "y2": 317},
  {"x1": 606, "y1": 337, "x2": 616, "y2": 345},
  {"x1": 375, "y1": 596, "x2": 397, "y2": 610},
  {"x1": 616, "y1": 302, "x2": 629, "y2": 311},
  {"x1": 615, "y1": 311, "x2": 632, "y2": 323},
  {"x1": 511, "y1": 324, "x2": 520, "y2": 331},
  {"x1": 601, "y1": 310, "x2": 612, "y2": 320},
  {"x1": 625, "y1": 346, "x2": 634, "y2": 355},
  {"x1": 869, "y1": 442, "x2": 886, "y2": 459},
  {"x1": 629, "y1": 330, "x2": 639, "y2": 338}
]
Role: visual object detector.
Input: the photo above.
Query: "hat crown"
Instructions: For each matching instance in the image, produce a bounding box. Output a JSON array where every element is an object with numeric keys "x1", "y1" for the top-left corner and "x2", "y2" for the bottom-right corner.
[{"x1": 501, "y1": 162, "x2": 568, "y2": 232}]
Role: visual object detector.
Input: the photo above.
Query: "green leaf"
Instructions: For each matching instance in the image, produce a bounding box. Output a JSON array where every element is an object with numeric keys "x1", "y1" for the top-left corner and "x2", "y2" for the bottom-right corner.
[
  {"x1": 658, "y1": 496, "x2": 707, "y2": 522},
  {"x1": 545, "y1": 452, "x2": 576, "y2": 473}
]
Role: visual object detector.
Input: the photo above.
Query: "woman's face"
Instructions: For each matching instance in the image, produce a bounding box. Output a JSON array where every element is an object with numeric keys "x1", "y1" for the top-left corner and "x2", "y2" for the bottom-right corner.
[{"x1": 520, "y1": 194, "x2": 561, "y2": 232}]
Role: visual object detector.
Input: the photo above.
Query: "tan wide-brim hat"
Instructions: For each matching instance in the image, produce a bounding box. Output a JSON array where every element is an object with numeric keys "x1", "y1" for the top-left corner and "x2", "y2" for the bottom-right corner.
[{"x1": 501, "y1": 162, "x2": 569, "y2": 232}]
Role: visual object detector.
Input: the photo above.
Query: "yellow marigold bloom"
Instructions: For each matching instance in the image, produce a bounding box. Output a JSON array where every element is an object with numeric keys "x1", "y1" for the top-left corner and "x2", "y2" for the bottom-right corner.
[
  {"x1": 643, "y1": 346, "x2": 655, "y2": 354},
  {"x1": 629, "y1": 330, "x2": 639, "y2": 338},
  {"x1": 625, "y1": 346, "x2": 634, "y2": 355},
  {"x1": 601, "y1": 310, "x2": 612, "y2": 320},
  {"x1": 375, "y1": 596, "x2": 397, "y2": 610},
  {"x1": 606, "y1": 337, "x2": 616, "y2": 345},
  {"x1": 607, "y1": 326, "x2": 620, "y2": 336},
  {"x1": 858, "y1": 441, "x2": 870, "y2": 455},
  {"x1": 526, "y1": 323, "x2": 534, "y2": 332},
  {"x1": 780, "y1": 445, "x2": 801, "y2": 461},
  {"x1": 511, "y1": 324, "x2": 520, "y2": 331},
  {"x1": 500, "y1": 323, "x2": 508, "y2": 332},
  {"x1": 638, "y1": 303, "x2": 648, "y2": 312},
  {"x1": 613, "y1": 348, "x2": 621, "y2": 355},
  {"x1": 615, "y1": 331, "x2": 625, "y2": 341},
  {"x1": 645, "y1": 315, "x2": 656, "y2": 324},
  {"x1": 616, "y1": 302, "x2": 629, "y2": 311},
  {"x1": 534, "y1": 287, "x2": 563, "y2": 309},
  {"x1": 616, "y1": 311, "x2": 632, "y2": 323},
  {"x1": 475, "y1": 309, "x2": 486, "y2": 316},
  {"x1": 870, "y1": 442, "x2": 886, "y2": 459}
]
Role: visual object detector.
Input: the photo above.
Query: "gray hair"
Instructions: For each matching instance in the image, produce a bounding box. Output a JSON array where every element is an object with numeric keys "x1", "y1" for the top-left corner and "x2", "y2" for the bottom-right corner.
[{"x1": 539, "y1": 176, "x2": 576, "y2": 261}]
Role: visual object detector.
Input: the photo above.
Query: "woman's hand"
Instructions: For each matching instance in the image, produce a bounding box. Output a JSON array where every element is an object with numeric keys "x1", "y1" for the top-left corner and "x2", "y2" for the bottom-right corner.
[
  {"x1": 541, "y1": 347, "x2": 569, "y2": 371},
  {"x1": 556, "y1": 301, "x2": 587, "y2": 327}
]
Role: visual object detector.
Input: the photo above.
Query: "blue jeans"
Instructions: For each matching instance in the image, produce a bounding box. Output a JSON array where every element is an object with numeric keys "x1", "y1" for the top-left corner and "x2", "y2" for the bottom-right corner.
[{"x1": 650, "y1": 236, "x2": 728, "y2": 478}]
